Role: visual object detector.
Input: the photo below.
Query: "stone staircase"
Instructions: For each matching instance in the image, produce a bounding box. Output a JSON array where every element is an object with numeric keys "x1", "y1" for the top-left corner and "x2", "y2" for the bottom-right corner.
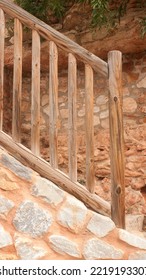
[{"x1": 0, "y1": 146, "x2": 146, "y2": 260}]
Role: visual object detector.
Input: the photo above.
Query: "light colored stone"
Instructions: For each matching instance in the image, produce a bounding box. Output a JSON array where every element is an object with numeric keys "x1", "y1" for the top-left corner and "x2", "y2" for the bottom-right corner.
[
  {"x1": 0, "y1": 196, "x2": 14, "y2": 216},
  {"x1": 128, "y1": 251, "x2": 146, "y2": 260},
  {"x1": 93, "y1": 106, "x2": 100, "y2": 113},
  {"x1": 0, "y1": 154, "x2": 32, "y2": 181},
  {"x1": 14, "y1": 235, "x2": 48, "y2": 260},
  {"x1": 96, "y1": 95, "x2": 108, "y2": 106},
  {"x1": 13, "y1": 200, "x2": 53, "y2": 238},
  {"x1": 57, "y1": 196, "x2": 87, "y2": 233},
  {"x1": 119, "y1": 229, "x2": 146, "y2": 249},
  {"x1": 99, "y1": 110, "x2": 109, "y2": 119},
  {"x1": 94, "y1": 115, "x2": 100, "y2": 126},
  {"x1": 49, "y1": 235, "x2": 81, "y2": 258},
  {"x1": 126, "y1": 214, "x2": 144, "y2": 232},
  {"x1": 137, "y1": 75, "x2": 146, "y2": 88},
  {"x1": 43, "y1": 105, "x2": 49, "y2": 116},
  {"x1": 0, "y1": 225, "x2": 13, "y2": 248},
  {"x1": 101, "y1": 118, "x2": 109, "y2": 129},
  {"x1": 83, "y1": 238, "x2": 124, "y2": 260},
  {"x1": 0, "y1": 179, "x2": 19, "y2": 191},
  {"x1": 31, "y1": 177, "x2": 65, "y2": 207},
  {"x1": 60, "y1": 109, "x2": 68, "y2": 119},
  {"x1": 0, "y1": 253, "x2": 18, "y2": 260},
  {"x1": 87, "y1": 213, "x2": 115, "y2": 237},
  {"x1": 123, "y1": 97, "x2": 137, "y2": 113},
  {"x1": 78, "y1": 107, "x2": 85, "y2": 117},
  {"x1": 41, "y1": 94, "x2": 49, "y2": 106}
]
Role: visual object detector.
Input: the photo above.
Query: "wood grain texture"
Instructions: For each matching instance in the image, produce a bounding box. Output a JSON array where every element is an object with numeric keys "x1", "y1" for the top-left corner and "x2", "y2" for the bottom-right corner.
[
  {"x1": 68, "y1": 53, "x2": 77, "y2": 182},
  {"x1": 49, "y1": 41, "x2": 58, "y2": 168},
  {"x1": 0, "y1": 130, "x2": 111, "y2": 216},
  {"x1": 31, "y1": 30, "x2": 40, "y2": 155},
  {"x1": 12, "y1": 18, "x2": 22, "y2": 142},
  {"x1": 0, "y1": 9, "x2": 4, "y2": 130},
  {"x1": 0, "y1": 0, "x2": 108, "y2": 77},
  {"x1": 108, "y1": 50, "x2": 125, "y2": 228},
  {"x1": 85, "y1": 64, "x2": 95, "y2": 193}
]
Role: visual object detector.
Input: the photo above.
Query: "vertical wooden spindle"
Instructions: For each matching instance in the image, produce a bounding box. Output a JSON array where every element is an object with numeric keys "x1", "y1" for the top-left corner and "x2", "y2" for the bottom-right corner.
[
  {"x1": 31, "y1": 30, "x2": 40, "y2": 155},
  {"x1": 85, "y1": 64, "x2": 95, "y2": 193},
  {"x1": 68, "y1": 53, "x2": 77, "y2": 181},
  {"x1": 49, "y1": 41, "x2": 58, "y2": 168},
  {"x1": 12, "y1": 18, "x2": 22, "y2": 142}
]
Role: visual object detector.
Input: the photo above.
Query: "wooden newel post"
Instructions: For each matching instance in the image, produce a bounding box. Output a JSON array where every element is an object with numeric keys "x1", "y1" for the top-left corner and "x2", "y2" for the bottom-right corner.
[{"x1": 108, "y1": 50, "x2": 125, "y2": 228}]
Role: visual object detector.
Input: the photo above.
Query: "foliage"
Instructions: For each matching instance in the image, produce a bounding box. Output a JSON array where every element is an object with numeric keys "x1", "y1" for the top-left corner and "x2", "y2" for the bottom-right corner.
[
  {"x1": 14, "y1": 0, "x2": 70, "y2": 21},
  {"x1": 14, "y1": 0, "x2": 146, "y2": 36}
]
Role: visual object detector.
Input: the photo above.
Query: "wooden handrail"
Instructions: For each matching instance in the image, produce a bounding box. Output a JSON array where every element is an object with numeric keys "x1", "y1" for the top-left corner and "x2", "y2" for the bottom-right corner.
[{"x1": 0, "y1": 0, "x2": 108, "y2": 77}]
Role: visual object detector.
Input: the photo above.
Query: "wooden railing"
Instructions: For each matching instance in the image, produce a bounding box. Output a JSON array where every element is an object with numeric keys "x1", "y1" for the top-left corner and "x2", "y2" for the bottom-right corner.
[{"x1": 0, "y1": 0, "x2": 125, "y2": 227}]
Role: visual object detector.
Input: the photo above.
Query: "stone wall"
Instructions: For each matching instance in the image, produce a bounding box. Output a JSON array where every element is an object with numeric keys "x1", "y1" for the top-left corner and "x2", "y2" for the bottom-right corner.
[
  {"x1": 3, "y1": 51, "x2": 146, "y2": 215},
  {"x1": 0, "y1": 146, "x2": 146, "y2": 260}
]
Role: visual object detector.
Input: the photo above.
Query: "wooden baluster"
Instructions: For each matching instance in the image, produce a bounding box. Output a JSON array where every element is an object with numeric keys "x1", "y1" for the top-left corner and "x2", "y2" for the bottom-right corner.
[
  {"x1": 68, "y1": 53, "x2": 77, "y2": 181},
  {"x1": 12, "y1": 18, "x2": 22, "y2": 142},
  {"x1": 49, "y1": 41, "x2": 58, "y2": 168},
  {"x1": 108, "y1": 50, "x2": 125, "y2": 228},
  {"x1": 0, "y1": 9, "x2": 4, "y2": 131},
  {"x1": 85, "y1": 64, "x2": 95, "y2": 193},
  {"x1": 31, "y1": 30, "x2": 40, "y2": 155}
]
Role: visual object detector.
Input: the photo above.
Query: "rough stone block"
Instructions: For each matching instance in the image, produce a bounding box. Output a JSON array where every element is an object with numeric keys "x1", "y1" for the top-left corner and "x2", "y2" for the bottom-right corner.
[
  {"x1": 129, "y1": 251, "x2": 146, "y2": 260},
  {"x1": 83, "y1": 238, "x2": 124, "y2": 260},
  {"x1": 49, "y1": 235, "x2": 81, "y2": 258},
  {"x1": 15, "y1": 235, "x2": 48, "y2": 260},
  {"x1": 0, "y1": 196, "x2": 14, "y2": 216},
  {"x1": 57, "y1": 196, "x2": 87, "y2": 233},
  {"x1": 32, "y1": 177, "x2": 65, "y2": 207},
  {"x1": 119, "y1": 229, "x2": 146, "y2": 249},
  {"x1": 13, "y1": 200, "x2": 53, "y2": 237},
  {"x1": 126, "y1": 214, "x2": 144, "y2": 232},
  {"x1": 87, "y1": 213, "x2": 115, "y2": 237},
  {"x1": 0, "y1": 225, "x2": 13, "y2": 248},
  {"x1": 0, "y1": 154, "x2": 33, "y2": 181}
]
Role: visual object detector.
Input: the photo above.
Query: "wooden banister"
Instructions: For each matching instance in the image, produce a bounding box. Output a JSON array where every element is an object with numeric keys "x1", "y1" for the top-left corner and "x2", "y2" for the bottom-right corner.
[
  {"x1": 0, "y1": 1, "x2": 125, "y2": 225},
  {"x1": 0, "y1": 0, "x2": 108, "y2": 78}
]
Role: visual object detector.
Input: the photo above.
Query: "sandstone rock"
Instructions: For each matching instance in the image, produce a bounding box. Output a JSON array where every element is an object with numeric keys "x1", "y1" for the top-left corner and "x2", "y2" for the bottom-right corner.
[
  {"x1": 31, "y1": 177, "x2": 65, "y2": 207},
  {"x1": 137, "y1": 75, "x2": 146, "y2": 88},
  {"x1": 83, "y1": 238, "x2": 124, "y2": 260},
  {"x1": 99, "y1": 110, "x2": 109, "y2": 119},
  {"x1": 123, "y1": 97, "x2": 137, "y2": 113},
  {"x1": 49, "y1": 235, "x2": 81, "y2": 258},
  {"x1": 0, "y1": 154, "x2": 33, "y2": 181},
  {"x1": 0, "y1": 253, "x2": 18, "y2": 260},
  {"x1": 119, "y1": 229, "x2": 146, "y2": 249},
  {"x1": 94, "y1": 115, "x2": 100, "y2": 126},
  {"x1": 96, "y1": 95, "x2": 108, "y2": 106},
  {"x1": 87, "y1": 212, "x2": 115, "y2": 237},
  {"x1": 0, "y1": 224, "x2": 13, "y2": 248},
  {"x1": 0, "y1": 196, "x2": 14, "y2": 216},
  {"x1": 13, "y1": 201, "x2": 53, "y2": 238},
  {"x1": 128, "y1": 251, "x2": 146, "y2": 260},
  {"x1": 126, "y1": 214, "x2": 144, "y2": 232},
  {"x1": 0, "y1": 179, "x2": 19, "y2": 191},
  {"x1": 14, "y1": 235, "x2": 48, "y2": 260},
  {"x1": 57, "y1": 196, "x2": 87, "y2": 233}
]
